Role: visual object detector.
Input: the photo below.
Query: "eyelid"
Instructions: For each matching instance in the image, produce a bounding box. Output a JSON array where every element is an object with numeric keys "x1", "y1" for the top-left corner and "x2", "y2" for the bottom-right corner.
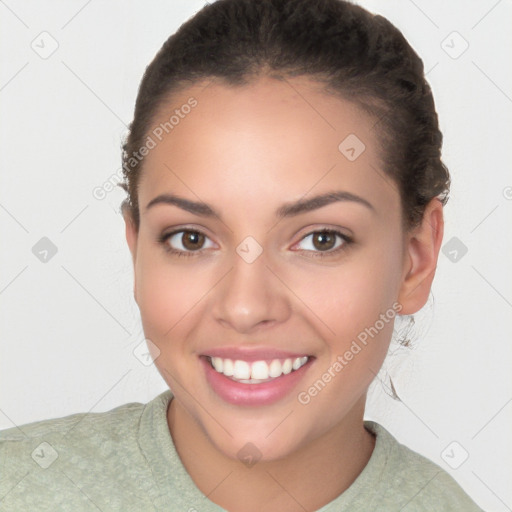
[
  {"x1": 291, "y1": 224, "x2": 353, "y2": 244},
  {"x1": 161, "y1": 224, "x2": 215, "y2": 240}
]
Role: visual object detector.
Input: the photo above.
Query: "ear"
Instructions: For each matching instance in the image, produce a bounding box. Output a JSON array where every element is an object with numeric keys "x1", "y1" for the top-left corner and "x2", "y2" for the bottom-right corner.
[{"x1": 397, "y1": 198, "x2": 444, "y2": 315}]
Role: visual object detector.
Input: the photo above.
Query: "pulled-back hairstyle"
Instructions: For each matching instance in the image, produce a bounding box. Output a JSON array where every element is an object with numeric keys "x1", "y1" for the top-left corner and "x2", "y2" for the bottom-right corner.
[{"x1": 120, "y1": 0, "x2": 449, "y2": 231}]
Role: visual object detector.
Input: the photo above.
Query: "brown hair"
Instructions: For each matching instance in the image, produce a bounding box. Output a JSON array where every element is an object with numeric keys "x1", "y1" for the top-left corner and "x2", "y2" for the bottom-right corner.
[{"x1": 119, "y1": 0, "x2": 449, "y2": 231}]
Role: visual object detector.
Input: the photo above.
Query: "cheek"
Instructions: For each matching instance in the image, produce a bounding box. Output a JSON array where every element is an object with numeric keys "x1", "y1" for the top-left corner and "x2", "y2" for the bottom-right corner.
[
  {"x1": 291, "y1": 259, "x2": 400, "y2": 418},
  {"x1": 284, "y1": 247, "x2": 402, "y2": 345},
  {"x1": 134, "y1": 248, "x2": 211, "y2": 341}
]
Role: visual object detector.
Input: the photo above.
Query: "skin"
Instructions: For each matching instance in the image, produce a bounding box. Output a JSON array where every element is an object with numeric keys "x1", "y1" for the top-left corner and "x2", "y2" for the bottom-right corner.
[{"x1": 124, "y1": 75, "x2": 444, "y2": 511}]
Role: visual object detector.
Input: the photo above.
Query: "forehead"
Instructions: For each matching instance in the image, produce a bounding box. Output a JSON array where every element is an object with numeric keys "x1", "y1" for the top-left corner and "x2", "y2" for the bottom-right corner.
[{"x1": 137, "y1": 75, "x2": 399, "y2": 218}]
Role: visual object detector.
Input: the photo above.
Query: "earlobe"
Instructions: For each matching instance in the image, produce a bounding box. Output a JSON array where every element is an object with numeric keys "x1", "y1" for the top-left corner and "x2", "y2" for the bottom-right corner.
[{"x1": 397, "y1": 199, "x2": 444, "y2": 315}]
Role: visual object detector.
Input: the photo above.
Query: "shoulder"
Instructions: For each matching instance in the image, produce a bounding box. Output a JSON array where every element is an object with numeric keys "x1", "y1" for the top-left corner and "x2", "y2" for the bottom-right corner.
[
  {"x1": 366, "y1": 421, "x2": 483, "y2": 511},
  {"x1": 0, "y1": 398, "x2": 145, "y2": 459},
  {"x1": 0, "y1": 397, "x2": 156, "y2": 511}
]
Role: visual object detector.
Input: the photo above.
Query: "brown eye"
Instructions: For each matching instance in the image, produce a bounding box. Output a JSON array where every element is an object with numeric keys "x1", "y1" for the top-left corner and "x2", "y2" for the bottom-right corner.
[
  {"x1": 294, "y1": 229, "x2": 350, "y2": 255},
  {"x1": 312, "y1": 231, "x2": 336, "y2": 251},
  {"x1": 164, "y1": 230, "x2": 214, "y2": 253},
  {"x1": 181, "y1": 231, "x2": 205, "y2": 250}
]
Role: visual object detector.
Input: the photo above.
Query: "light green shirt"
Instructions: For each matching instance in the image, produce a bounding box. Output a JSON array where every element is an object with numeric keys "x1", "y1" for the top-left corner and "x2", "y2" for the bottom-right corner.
[{"x1": 0, "y1": 390, "x2": 483, "y2": 511}]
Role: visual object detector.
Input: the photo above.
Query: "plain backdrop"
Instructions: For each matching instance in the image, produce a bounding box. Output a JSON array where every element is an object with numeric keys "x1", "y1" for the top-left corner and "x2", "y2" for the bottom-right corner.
[{"x1": 1, "y1": 1, "x2": 511, "y2": 510}]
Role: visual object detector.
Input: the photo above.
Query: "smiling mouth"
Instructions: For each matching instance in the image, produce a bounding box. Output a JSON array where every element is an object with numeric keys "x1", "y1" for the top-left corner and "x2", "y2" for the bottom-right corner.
[{"x1": 205, "y1": 355, "x2": 311, "y2": 384}]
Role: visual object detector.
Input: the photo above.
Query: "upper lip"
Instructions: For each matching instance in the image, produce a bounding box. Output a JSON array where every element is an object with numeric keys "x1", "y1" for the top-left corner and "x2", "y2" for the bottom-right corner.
[{"x1": 201, "y1": 346, "x2": 312, "y2": 362}]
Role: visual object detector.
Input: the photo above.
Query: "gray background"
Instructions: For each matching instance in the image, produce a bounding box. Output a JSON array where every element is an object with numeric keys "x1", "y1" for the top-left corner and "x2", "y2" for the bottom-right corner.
[{"x1": 1, "y1": 1, "x2": 511, "y2": 510}]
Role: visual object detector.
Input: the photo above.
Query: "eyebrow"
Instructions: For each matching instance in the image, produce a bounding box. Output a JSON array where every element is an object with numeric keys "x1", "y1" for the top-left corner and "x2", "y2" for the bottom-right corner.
[{"x1": 145, "y1": 190, "x2": 375, "y2": 219}]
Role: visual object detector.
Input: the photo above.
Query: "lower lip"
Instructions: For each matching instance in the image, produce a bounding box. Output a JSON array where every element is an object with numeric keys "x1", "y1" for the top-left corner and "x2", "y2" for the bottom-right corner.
[{"x1": 201, "y1": 356, "x2": 313, "y2": 406}]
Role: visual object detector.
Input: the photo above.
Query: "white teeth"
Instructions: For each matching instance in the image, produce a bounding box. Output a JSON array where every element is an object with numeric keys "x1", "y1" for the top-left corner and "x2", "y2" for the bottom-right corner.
[
  {"x1": 209, "y1": 355, "x2": 310, "y2": 382},
  {"x1": 223, "y1": 358, "x2": 234, "y2": 376},
  {"x1": 211, "y1": 357, "x2": 223, "y2": 373},
  {"x1": 251, "y1": 360, "x2": 270, "y2": 380},
  {"x1": 282, "y1": 359, "x2": 293, "y2": 375},
  {"x1": 269, "y1": 359, "x2": 283, "y2": 378},
  {"x1": 233, "y1": 360, "x2": 251, "y2": 380}
]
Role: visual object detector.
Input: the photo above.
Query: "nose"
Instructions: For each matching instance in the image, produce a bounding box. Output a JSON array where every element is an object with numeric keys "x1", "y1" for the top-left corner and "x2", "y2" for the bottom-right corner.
[{"x1": 211, "y1": 250, "x2": 291, "y2": 334}]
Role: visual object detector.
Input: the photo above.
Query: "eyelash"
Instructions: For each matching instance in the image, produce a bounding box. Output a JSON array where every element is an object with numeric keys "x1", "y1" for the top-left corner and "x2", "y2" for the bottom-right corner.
[{"x1": 157, "y1": 228, "x2": 353, "y2": 259}]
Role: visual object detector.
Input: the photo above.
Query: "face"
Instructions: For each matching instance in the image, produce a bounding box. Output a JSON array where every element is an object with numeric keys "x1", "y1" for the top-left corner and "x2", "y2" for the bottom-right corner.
[{"x1": 124, "y1": 75, "x2": 441, "y2": 462}]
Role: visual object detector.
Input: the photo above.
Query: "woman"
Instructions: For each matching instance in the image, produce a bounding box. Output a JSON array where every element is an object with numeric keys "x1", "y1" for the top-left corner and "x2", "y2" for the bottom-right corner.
[{"x1": 0, "y1": 0, "x2": 484, "y2": 510}]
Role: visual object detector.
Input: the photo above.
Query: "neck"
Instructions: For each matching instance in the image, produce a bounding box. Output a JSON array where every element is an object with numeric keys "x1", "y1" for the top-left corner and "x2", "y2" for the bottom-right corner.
[{"x1": 167, "y1": 396, "x2": 375, "y2": 512}]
